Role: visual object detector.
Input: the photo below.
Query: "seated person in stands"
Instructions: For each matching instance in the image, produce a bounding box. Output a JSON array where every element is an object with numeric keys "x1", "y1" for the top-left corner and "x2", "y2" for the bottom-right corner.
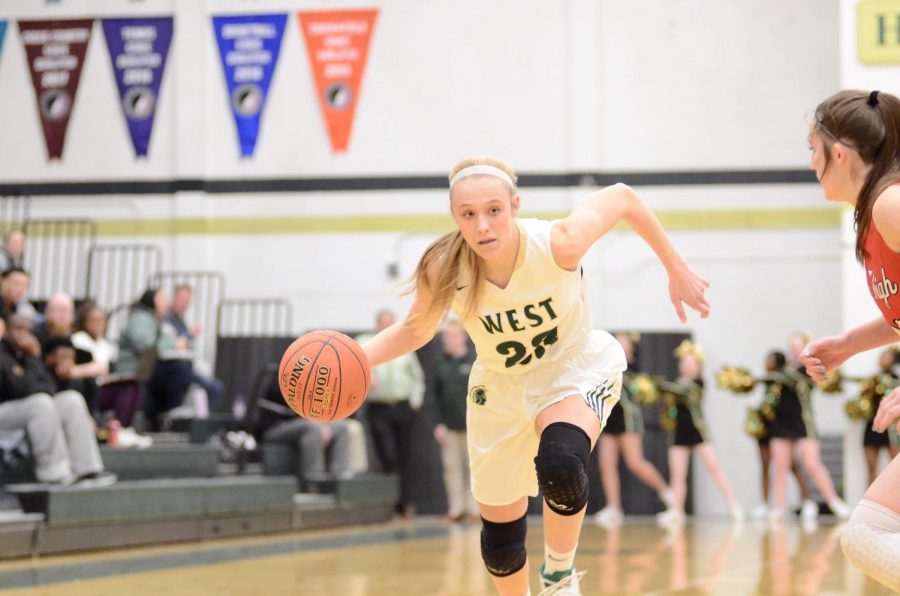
[
  {"x1": 254, "y1": 369, "x2": 354, "y2": 484},
  {"x1": 42, "y1": 336, "x2": 90, "y2": 396},
  {"x1": 0, "y1": 229, "x2": 25, "y2": 272},
  {"x1": 0, "y1": 315, "x2": 116, "y2": 486},
  {"x1": 34, "y1": 293, "x2": 107, "y2": 413},
  {"x1": 116, "y1": 288, "x2": 171, "y2": 430},
  {"x1": 44, "y1": 334, "x2": 151, "y2": 449},
  {"x1": 0, "y1": 267, "x2": 38, "y2": 322},
  {"x1": 73, "y1": 303, "x2": 140, "y2": 430},
  {"x1": 163, "y1": 284, "x2": 223, "y2": 412}
]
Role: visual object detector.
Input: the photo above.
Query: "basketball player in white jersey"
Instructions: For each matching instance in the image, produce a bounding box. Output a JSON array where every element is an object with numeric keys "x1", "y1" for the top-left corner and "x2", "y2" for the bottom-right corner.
[{"x1": 362, "y1": 157, "x2": 709, "y2": 595}]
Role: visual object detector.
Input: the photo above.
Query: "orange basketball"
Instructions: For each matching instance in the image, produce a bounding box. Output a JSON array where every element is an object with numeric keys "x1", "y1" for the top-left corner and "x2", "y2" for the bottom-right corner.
[{"x1": 278, "y1": 331, "x2": 371, "y2": 422}]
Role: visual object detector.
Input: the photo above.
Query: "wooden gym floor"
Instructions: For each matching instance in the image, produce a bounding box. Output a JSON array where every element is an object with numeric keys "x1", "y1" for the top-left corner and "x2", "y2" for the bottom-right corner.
[{"x1": 0, "y1": 517, "x2": 894, "y2": 595}]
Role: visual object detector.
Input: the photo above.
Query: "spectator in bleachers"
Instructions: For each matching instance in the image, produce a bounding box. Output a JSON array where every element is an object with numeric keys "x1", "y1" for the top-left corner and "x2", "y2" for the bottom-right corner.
[
  {"x1": 117, "y1": 288, "x2": 204, "y2": 430},
  {"x1": 71, "y1": 302, "x2": 115, "y2": 377},
  {"x1": 0, "y1": 314, "x2": 116, "y2": 486},
  {"x1": 0, "y1": 267, "x2": 38, "y2": 322},
  {"x1": 33, "y1": 293, "x2": 106, "y2": 415},
  {"x1": 42, "y1": 336, "x2": 90, "y2": 398},
  {"x1": 164, "y1": 284, "x2": 224, "y2": 412},
  {"x1": 254, "y1": 368, "x2": 354, "y2": 486},
  {"x1": 356, "y1": 308, "x2": 426, "y2": 518},
  {"x1": 0, "y1": 229, "x2": 25, "y2": 272},
  {"x1": 117, "y1": 288, "x2": 174, "y2": 430},
  {"x1": 74, "y1": 302, "x2": 151, "y2": 448},
  {"x1": 33, "y1": 292, "x2": 75, "y2": 349}
]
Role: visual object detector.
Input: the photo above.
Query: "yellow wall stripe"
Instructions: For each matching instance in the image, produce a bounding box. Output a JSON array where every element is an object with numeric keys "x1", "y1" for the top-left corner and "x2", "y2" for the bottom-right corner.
[{"x1": 40, "y1": 208, "x2": 840, "y2": 238}]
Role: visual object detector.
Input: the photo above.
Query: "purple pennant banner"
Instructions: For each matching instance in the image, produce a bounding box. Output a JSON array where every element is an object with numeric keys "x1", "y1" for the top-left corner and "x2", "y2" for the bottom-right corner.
[{"x1": 101, "y1": 17, "x2": 173, "y2": 157}]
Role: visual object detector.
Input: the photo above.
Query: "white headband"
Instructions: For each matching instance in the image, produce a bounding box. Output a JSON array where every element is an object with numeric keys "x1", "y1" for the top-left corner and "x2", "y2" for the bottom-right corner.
[{"x1": 449, "y1": 165, "x2": 515, "y2": 189}]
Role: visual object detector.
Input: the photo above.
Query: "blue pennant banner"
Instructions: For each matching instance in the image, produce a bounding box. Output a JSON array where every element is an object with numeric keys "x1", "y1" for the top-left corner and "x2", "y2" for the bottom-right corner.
[
  {"x1": 0, "y1": 21, "x2": 7, "y2": 62},
  {"x1": 101, "y1": 17, "x2": 174, "y2": 157},
  {"x1": 212, "y1": 13, "x2": 287, "y2": 158}
]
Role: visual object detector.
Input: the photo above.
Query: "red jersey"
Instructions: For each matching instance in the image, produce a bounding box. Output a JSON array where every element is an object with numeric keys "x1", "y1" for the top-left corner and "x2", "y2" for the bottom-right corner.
[{"x1": 863, "y1": 222, "x2": 900, "y2": 333}]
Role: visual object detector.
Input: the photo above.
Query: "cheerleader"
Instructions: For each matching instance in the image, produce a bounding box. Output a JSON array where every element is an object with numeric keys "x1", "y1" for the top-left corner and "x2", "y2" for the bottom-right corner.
[
  {"x1": 764, "y1": 350, "x2": 849, "y2": 521},
  {"x1": 855, "y1": 349, "x2": 900, "y2": 486},
  {"x1": 657, "y1": 340, "x2": 743, "y2": 526},
  {"x1": 594, "y1": 333, "x2": 673, "y2": 528},
  {"x1": 752, "y1": 353, "x2": 816, "y2": 522}
]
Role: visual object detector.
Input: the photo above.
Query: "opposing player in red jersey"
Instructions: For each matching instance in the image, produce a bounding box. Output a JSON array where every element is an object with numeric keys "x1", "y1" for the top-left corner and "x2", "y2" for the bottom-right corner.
[{"x1": 800, "y1": 89, "x2": 900, "y2": 592}]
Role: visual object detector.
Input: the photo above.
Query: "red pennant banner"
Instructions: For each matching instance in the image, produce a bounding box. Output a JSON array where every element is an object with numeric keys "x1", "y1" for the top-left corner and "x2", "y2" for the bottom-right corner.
[
  {"x1": 298, "y1": 9, "x2": 377, "y2": 153},
  {"x1": 18, "y1": 19, "x2": 93, "y2": 160}
]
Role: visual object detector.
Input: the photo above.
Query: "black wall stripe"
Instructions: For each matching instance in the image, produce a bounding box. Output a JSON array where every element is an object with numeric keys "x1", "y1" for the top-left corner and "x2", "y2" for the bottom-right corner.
[{"x1": 0, "y1": 169, "x2": 816, "y2": 197}]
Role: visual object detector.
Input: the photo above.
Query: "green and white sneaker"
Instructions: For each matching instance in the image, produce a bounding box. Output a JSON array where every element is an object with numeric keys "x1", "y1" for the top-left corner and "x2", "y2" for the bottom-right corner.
[{"x1": 538, "y1": 565, "x2": 585, "y2": 596}]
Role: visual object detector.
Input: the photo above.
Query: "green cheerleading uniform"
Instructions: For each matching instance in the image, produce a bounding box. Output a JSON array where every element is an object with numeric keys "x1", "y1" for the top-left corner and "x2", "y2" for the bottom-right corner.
[
  {"x1": 604, "y1": 369, "x2": 645, "y2": 436},
  {"x1": 661, "y1": 378, "x2": 711, "y2": 446}
]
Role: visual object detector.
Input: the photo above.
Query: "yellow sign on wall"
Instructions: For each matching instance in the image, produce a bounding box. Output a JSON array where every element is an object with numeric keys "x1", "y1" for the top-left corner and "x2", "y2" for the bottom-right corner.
[{"x1": 858, "y1": 0, "x2": 900, "y2": 64}]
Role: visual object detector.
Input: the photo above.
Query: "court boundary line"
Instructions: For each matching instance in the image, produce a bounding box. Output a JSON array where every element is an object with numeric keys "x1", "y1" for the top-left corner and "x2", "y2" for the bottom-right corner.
[{"x1": 0, "y1": 525, "x2": 451, "y2": 591}]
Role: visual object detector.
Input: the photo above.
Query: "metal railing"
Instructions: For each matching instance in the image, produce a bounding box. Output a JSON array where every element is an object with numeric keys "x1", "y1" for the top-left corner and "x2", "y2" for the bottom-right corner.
[
  {"x1": 23, "y1": 219, "x2": 96, "y2": 301},
  {"x1": 0, "y1": 196, "x2": 30, "y2": 235},
  {"x1": 86, "y1": 244, "x2": 162, "y2": 311},
  {"x1": 215, "y1": 298, "x2": 295, "y2": 411}
]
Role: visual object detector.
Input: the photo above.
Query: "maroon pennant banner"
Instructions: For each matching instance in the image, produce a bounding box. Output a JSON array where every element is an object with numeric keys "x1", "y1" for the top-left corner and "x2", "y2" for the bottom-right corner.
[{"x1": 18, "y1": 19, "x2": 93, "y2": 160}]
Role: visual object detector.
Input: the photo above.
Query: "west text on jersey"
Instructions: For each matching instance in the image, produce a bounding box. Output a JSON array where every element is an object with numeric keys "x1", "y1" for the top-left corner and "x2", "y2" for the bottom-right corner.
[{"x1": 477, "y1": 297, "x2": 557, "y2": 334}]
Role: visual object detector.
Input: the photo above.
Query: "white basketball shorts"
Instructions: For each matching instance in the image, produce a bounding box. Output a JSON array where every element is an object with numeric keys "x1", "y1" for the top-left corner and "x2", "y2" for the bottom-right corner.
[{"x1": 466, "y1": 330, "x2": 625, "y2": 506}]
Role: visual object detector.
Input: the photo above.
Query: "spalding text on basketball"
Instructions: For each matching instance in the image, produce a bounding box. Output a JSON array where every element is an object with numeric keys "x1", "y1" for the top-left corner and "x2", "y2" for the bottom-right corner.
[{"x1": 285, "y1": 354, "x2": 312, "y2": 407}]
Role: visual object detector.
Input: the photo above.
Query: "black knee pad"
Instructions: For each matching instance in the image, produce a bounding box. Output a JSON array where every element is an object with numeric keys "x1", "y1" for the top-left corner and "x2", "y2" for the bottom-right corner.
[
  {"x1": 534, "y1": 422, "x2": 591, "y2": 516},
  {"x1": 480, "y1": 514, "x2": 527, "y2": 577}
]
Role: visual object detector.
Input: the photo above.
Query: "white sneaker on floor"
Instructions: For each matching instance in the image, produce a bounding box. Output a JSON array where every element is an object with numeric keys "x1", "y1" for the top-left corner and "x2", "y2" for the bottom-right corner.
[
  {"x1": 801, "y1": 499, "x2": 819, "y2": 523},
  {"x1": 74, "y1": 471, "x2": 118, "y2": 488},
  {"x1": 750, "y1": 504, "x2": 769, "y2": 520},
  {"x1": 730, "y1": 502, "x2": 746, "y2": 523},
  {"x1": 768, "y1": 508, "x2": 785, "y2": 524},
  {"x1": 656, "y1": 508, "x2": 685, "y2": 528},
  {"x1": 593, "y1": 506, "x2": 624, "y2": 528},
  {"x1": 117, "y1": 427, "x2": 154, "y2": 449},
  {"x1": 829, "y1": 498, "x2": 851, "y2": 520},
  {"x1": 538, "y1": 565, "x2": 585, "y2": 596}
]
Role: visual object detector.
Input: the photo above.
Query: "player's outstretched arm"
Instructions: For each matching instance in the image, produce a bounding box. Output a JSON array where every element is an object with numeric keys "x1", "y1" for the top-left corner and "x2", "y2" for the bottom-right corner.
[
  {"x1": 362, "y1": 280, "x2": 443, "y2": 368},
  {"x1": 801, "y1": 317, "x2": 899, "y2": 383},
  {"x1": 551, "y1": 183, "x2": 710, "y2": 322}
]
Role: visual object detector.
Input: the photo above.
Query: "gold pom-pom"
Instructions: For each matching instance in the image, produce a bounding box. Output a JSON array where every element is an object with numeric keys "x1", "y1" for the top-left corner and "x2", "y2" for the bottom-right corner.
[
  {"x1": 717, "y1": 366, "x2": 756, "y2": 394},
  {"x1": 630, "y1": 373, "x2": 659, "y2": 405},
  {"x1": 744, "y1": 408, "x2": 767, "y2": 439},
  {"x1": 845, "y1": 400, "x2": 865, "y2": 420},
  {"x1": 819, "y1": 369, "x2": 844, "y2": 394}
]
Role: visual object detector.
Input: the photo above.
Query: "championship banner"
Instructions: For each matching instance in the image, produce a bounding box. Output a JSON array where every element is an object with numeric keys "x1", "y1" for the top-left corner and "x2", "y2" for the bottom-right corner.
[
  {"x1": 18, "y1": 19, "x2": 93, "y2": 160},
  {"x1": 298, "y1": 9, "x2": 378, "y2": 153},
  {"x1": 212, "y1": 14, "x2": 286, "y2": 158},
  {"x1": 101, "y1": 17, "x2": 173, "y2": 158}
]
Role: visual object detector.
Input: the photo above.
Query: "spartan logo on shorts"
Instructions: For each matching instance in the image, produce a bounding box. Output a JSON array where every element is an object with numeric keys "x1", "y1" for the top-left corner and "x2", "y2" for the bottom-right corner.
[
  {"x1": 585, "y1": 379, "x2": 616, "y2": 420},
  {"x1": 469, "y1": 385, "x2": 487, "y2": 406}
]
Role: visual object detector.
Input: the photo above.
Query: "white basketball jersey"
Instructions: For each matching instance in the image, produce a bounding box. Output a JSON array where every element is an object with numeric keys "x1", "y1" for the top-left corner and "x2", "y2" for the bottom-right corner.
[{"x1": 450, "y1": 218, "x2": 593, "y2": 375}]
